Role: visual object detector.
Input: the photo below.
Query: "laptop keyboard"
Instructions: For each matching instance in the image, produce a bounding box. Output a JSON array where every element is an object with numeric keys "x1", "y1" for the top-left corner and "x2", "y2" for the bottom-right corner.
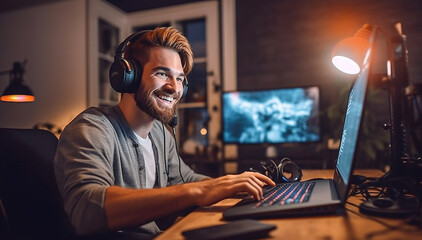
[{"x1": 255, "y1": 181, "x2": 315, "y2": 208}]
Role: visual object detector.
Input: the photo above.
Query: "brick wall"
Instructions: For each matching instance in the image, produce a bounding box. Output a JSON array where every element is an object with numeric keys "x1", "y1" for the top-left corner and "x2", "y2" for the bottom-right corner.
[
  {"x1": 236, "y1": 0, "x2": 421, "y2": 94},
  {"x1": 234, "y1": 0, "x2": 422, "y2": 167}
]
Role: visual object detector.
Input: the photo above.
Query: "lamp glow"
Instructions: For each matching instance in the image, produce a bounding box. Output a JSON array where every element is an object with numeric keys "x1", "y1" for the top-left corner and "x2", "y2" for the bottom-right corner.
[
  {"x1": 0, "y1": 94, "x2": 35, "y2": 102},
  {"x1": 332, "y1": 56, "x2": 360, "y2": 74},
  {"x1": 200, "y1": 128, "x2": 207, "y2": 135}
]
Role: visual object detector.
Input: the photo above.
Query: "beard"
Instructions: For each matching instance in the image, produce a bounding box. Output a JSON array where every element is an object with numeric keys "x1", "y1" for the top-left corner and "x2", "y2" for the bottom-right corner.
[{"x1": 134, "y1": 84, "x2": 178, "y2": 123}]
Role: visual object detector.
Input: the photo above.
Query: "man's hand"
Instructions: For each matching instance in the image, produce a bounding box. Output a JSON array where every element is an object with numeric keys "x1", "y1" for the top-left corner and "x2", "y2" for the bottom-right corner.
[
  {"x1": 187, "y1": 171, "x2": 275, "y2": 206},
  {"x1": 104, "y1": 172, "x2": 274, "y2": 231}
]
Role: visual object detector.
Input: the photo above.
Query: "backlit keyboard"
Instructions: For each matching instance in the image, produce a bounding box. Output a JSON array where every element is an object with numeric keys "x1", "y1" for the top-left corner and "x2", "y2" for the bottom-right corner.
[{"x1": 255, "y1": 181, "x2": 315, "y2": 208}]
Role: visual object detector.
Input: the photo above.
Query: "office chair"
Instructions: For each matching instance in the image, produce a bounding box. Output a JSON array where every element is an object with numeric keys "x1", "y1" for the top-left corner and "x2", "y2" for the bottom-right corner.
[
  {"x1": 0, "y1": 128, "x2": 73, "y2": 239},
  {"x1": 0, "y1": 128, "x2": 154, "y2": 240}
]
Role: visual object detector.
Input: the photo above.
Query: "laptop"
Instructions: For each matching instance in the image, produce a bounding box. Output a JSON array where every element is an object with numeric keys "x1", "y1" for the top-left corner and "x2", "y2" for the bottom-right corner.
[{"x1": 223, "y1": 59, "x2": 371, "y2": 220}]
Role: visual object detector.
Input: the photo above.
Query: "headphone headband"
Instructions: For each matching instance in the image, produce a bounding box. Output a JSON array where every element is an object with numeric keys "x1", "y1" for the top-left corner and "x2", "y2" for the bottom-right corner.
[{"x1": 114, "y1": 30, "x2": 151, "y2": 57}]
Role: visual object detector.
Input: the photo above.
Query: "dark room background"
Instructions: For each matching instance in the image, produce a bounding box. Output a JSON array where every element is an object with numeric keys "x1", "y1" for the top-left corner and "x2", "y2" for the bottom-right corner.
[{"x1": 234, "y1": 0, "x2": 422, "y2": 169}]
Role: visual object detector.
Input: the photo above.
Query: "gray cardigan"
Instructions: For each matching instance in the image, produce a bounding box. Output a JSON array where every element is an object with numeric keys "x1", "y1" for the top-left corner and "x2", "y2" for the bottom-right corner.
[{"x1": 54, "y1": 106, "x2": 208, "y2": 235}]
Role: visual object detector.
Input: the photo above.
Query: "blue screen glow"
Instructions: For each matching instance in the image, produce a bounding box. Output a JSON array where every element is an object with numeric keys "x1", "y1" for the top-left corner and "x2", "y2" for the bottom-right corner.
[{"x1": 222, "y1": 87, "x2": 320, "y2": 144}]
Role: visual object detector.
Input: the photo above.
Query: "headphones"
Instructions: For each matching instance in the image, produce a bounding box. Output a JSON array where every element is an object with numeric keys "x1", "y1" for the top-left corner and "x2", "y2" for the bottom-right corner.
[
  {"x1": 109, "y1": 30, "x2": 189, "y2": 98},
  {"x1": 251, "y1": 157, "x2": 302, "y2": 183}
]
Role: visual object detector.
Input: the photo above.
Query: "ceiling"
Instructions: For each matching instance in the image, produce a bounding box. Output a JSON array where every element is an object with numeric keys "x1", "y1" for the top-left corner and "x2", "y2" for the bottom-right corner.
[
  {"x1": 104, "y1": 0, "x2": 204, "y2": 13},
  {"x1": 0, "y1": 0, "x2": 60, "y2": 13},
  {"x1": 0, "y1": 0, "x2": 204, "y2": 13}
]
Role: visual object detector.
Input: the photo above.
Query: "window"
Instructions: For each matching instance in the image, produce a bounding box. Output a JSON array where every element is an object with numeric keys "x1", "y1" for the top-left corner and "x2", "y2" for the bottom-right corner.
[{"x1": 128, "y1": 1, "x2": 221, "y2": 160}]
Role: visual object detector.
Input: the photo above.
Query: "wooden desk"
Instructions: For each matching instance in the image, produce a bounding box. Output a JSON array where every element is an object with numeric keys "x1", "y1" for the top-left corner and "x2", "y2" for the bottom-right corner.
[{"x1": 156, "y1": 169, "x2": 422, "y2": 240}]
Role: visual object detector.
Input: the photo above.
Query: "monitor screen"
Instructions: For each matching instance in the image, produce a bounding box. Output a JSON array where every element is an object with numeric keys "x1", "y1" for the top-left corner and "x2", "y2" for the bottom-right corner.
[{"x1": 222, "y1": 86, "x2": 320, "y2": 144}]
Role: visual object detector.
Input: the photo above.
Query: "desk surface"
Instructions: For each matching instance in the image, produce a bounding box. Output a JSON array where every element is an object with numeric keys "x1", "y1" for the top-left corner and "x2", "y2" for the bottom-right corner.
[{"x1": 156, "y1": 169, "x2": 421, "y2": 240}]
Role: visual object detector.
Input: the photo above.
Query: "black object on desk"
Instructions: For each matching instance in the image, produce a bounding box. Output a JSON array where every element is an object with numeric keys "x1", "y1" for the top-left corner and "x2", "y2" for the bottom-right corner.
[{"x1": 182, "y1": 219, "x2": 276, "y2": 240}]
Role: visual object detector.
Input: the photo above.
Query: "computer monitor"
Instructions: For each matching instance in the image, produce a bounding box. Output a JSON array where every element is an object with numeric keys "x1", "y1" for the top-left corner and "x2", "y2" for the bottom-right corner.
[{"x1": 222, "y1": 86, "x2": 320, "y2": 144}]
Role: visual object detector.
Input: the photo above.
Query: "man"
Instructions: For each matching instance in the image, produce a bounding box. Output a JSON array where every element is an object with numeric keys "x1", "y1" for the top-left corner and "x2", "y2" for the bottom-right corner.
[{"x1": 54, "y1": 26, "x2": 274, "y2": 237}]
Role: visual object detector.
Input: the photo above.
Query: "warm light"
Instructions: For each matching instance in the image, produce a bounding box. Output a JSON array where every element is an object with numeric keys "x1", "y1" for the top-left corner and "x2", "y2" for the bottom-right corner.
[
  {"x1": 0, "y1": 94, "x2": 35, "y2": 102},
  {"x1": 332, "y1": 56, "x2": 360, "y2": 74},
  {"x1": 331, "y1": 24, "x2": 377, "y2": 75},
  {"x1": 200, "y1": 128, "x2": 207, "y2": 135}
]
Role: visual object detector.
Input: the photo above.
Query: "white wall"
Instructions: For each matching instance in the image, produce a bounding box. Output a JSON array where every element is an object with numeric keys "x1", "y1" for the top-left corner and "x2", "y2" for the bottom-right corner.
[{"x1": 0, "y1": 0, "x2": 87, "y2": 130}]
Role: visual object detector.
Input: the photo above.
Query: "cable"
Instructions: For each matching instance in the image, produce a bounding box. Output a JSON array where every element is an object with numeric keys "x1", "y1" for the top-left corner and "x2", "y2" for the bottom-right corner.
[
  {"x1": 348, "y1": 175, "x2": 422, "y2": 223},
  {"x1": 171, "y1": 126, "x2": 186, "y2": 183},
  {"x1": 162, "y1": 123, "x2": 171, "y2": 186},
  {"x1": 349, "y1": 176, "x2": 422, "y2": 201},
  {"x1": 167, "y1": 114, "x2": 186, "y2": 184},
  {"x1": 345, "y1": 201, "x2": 420, "y2": 239}
]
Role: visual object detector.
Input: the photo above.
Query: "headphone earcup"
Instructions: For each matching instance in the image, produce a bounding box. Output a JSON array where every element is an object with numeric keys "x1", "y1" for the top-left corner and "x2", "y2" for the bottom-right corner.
[
  {"x1": 109, "y1": 58, "x2": 141, "y2": 93},
  {"x1": 254, "y1": 159, "x2": 279, "y2": 182},
  {"x1": 277, "y1": 158, "x2": 302, "y2": 183}
]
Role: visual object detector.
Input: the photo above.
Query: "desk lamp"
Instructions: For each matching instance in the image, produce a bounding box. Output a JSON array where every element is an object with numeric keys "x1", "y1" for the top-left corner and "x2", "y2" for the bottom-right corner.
[
  {"x1": 331, "y1": 23, "x2": 421, "y2": 218},
  {"x1": 0, "y1": 61, "x2": 35, "y2": 102}
]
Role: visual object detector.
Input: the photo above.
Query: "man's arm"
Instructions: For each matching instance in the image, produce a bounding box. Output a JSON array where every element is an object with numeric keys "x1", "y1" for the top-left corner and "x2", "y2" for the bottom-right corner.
[{"x1": 105, "y1": 171, "x2": 275, "y2": 231}]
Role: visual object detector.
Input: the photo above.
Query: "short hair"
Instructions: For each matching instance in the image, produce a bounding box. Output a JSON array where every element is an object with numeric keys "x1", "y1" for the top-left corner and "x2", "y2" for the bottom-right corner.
[{"x1": 125, "y1": 26, "x2": 194, "y2": 75}]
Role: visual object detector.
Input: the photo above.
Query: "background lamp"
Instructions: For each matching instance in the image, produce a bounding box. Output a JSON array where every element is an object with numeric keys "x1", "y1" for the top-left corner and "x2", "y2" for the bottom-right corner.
[
  {"x1": 0, "y1": 61, "x2": 35, "y2": 102},
  {"x1": 331, "y1": 24, "x2": 377, "y2": 74}
]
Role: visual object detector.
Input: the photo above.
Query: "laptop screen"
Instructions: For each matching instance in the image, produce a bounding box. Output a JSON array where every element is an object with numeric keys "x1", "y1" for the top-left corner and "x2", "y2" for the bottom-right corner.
[{"x1": 335, "y1": 60, "x2": 370, "y2": 187}]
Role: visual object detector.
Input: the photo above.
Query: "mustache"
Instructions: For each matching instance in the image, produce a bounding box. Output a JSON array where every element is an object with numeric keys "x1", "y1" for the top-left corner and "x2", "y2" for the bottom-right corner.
[{"x1": 153, "y1": 88, "x2": 180, "y2": 99}]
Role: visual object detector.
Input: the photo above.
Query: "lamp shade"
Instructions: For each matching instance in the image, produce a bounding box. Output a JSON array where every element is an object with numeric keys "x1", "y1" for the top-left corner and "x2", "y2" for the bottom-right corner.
[
  {"x1": 331, "y1": 24, "x2": 376, "y2": 74},
  {"x1": 1, "y1": 81, "x2": 35, "y2": 102},
  {"x1": 0, "y1": 61, "x2": 35, "y2": 102}
]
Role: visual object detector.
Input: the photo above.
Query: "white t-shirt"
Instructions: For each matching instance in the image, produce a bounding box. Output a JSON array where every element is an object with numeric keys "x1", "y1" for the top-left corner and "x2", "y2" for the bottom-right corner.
[{"x1": 134, "y1": 133, "x2": 156, "y2": 189}]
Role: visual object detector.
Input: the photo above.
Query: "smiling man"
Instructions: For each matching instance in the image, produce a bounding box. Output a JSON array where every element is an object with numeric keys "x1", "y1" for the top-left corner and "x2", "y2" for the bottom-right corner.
[{"x1": 54, "y1": 27, "x2": 274, "y2": 238}]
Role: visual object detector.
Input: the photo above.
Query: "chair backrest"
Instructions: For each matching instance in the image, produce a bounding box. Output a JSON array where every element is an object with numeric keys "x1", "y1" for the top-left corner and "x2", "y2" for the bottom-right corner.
[{"x1": 0, "y1": 128, "x2": 72, "y2": 237}]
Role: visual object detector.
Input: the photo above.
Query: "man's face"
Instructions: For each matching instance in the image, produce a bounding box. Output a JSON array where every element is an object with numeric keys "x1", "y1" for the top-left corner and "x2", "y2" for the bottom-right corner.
[{"x1": 134, "y1": 47, "x2": 186, "y2": 123}]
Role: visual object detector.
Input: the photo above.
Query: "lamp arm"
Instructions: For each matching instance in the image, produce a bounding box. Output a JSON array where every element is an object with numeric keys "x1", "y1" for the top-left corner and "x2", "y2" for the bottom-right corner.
[
  {"x1": 0, "y1": 60, "x2": 27, "y2": 77},
  {"x1": 375, "y1": 24, "x2": 409, "y2": 87},
  {"x1": 378, "y1": 24, "x2": 411, "y2": 179}
]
